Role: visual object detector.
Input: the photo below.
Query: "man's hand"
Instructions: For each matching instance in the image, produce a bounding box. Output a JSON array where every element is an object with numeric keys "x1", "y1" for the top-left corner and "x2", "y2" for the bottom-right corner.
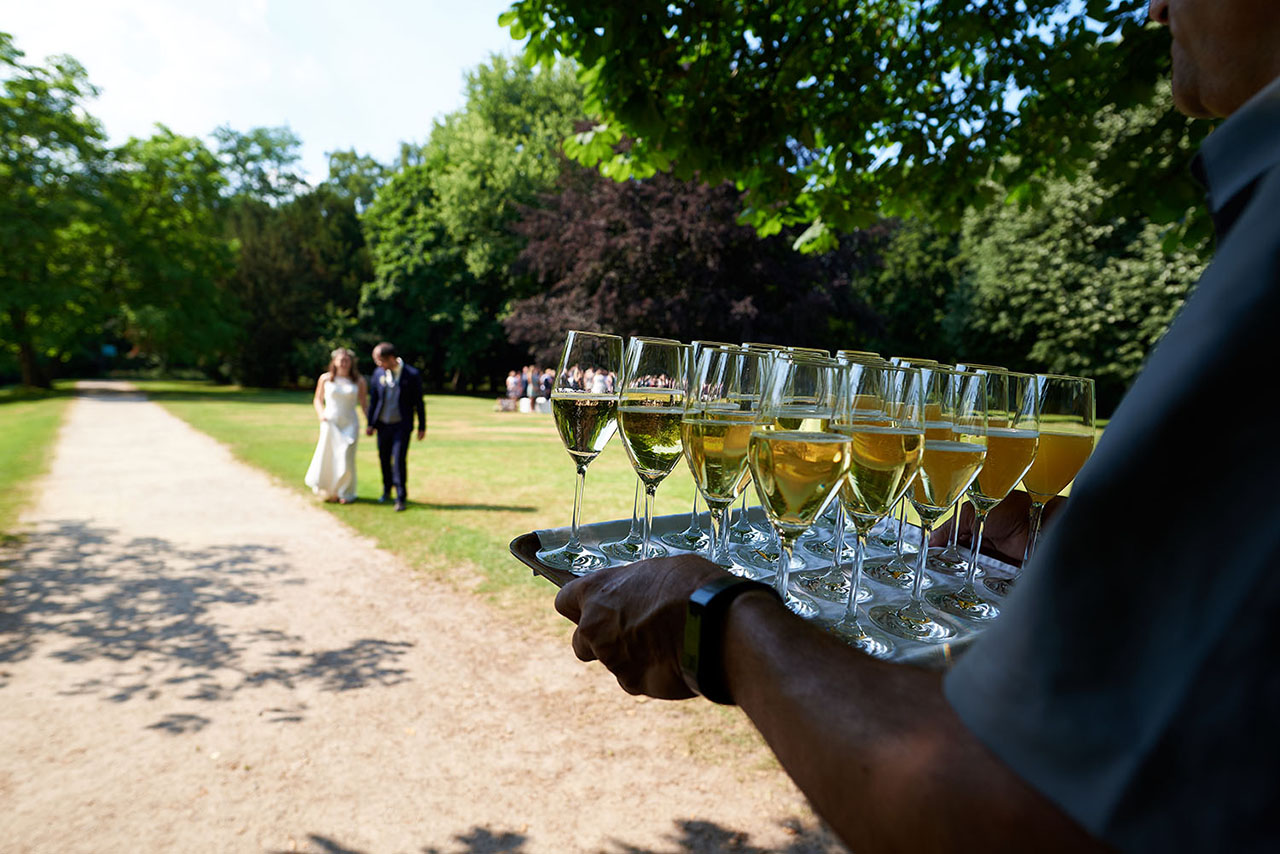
[
  {"x1": 930, "y1": 491, "x2": 1065, "y2": 567},
  {"x1": 417, "y1": 428, "x2": 426, "y2": 441},
  {"x1": 365, "y1": 426, "x2": 375, "y2": 437},
  {"x1": 554, "y1": 555, "x2": 728, "y2": 699}
]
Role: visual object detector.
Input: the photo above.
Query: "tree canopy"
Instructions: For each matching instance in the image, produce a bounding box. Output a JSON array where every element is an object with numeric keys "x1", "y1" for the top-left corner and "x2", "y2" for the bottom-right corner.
[{"x1": 499, "y1": 1, "x2": 1207, "y2": 249}]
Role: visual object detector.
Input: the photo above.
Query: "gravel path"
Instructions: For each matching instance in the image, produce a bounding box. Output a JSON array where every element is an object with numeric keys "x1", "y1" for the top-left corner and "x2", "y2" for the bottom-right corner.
[{"x1": 0, "y1": 382, "x2": 846, "y2": 854}]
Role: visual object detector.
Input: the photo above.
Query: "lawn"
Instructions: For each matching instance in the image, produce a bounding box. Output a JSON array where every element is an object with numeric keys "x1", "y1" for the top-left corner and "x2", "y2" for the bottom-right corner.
[
  {"x1": 0, "y1": 385, "x2": 75, "y2": 542},
  {"x1": 145, "y1": 380, "x2": 704, "y2": 621}
]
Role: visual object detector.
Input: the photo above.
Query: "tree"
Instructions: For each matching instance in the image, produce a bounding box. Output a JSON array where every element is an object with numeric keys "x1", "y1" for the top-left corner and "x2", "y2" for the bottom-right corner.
[
  {"x1": 505, "y1": 168, "x2": 883, "y2": 365},
  {"x1": 213, "y1": 124, "x2": 307, "y2": 203},
  {"x1": 500, "y1": 1, "x2": 1207, "y2": 248},
  {"x1": 361, "y1": 55, "x2": 584, "y2": 389},
  {"x1": 1, "y1": 33, "x2": 110, "y2": 386},
  {"x1": 324, "y1": 149, "x2": 388, "y2": 213},
  {"x1": 104, "y1": 127, "x2": 239, "y2": 372}
]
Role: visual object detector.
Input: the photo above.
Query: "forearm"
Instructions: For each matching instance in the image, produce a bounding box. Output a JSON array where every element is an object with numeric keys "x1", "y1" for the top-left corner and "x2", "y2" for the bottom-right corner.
[{"x1": 721, "y1": 595, "x2": 1105, "y2": 853}]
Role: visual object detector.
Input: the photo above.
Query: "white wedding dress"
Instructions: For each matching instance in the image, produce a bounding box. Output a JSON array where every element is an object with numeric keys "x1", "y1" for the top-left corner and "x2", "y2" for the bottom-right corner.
[{"x1": 304, "y1": 377, "x2": 360, "y2": 502}]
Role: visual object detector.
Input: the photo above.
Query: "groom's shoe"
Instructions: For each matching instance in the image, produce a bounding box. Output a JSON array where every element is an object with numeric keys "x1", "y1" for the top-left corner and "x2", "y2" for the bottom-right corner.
[
  {"x1": 379, "y1": 492, "x2": 391, "y2": 504},
  {"x1": 394, "y1": 499, "x2": 406, "y2": 512}
]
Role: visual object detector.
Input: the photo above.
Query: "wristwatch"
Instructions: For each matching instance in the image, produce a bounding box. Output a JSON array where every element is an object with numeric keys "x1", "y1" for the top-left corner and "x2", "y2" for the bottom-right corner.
[{"x1": 681, "y1": 576, "x2": 781, "y2": 705}]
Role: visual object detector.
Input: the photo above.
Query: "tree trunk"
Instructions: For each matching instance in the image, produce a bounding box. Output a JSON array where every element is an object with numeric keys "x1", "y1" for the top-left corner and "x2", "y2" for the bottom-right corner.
[{"x1": 8, "y1": 308, "x2": 50, "y2": 389}]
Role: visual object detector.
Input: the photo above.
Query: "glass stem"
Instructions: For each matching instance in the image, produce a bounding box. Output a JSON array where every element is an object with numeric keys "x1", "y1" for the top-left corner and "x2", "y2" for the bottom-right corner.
[
  {"x1": 731, "y1": 492, "x2": 751, "y2": 533},
  {"x1": 566, "y1": 462, "x2": 588, "y2": 551},
  {"x1": 948, "y1": 501, "x2": 962, "y2": 550},
  {"x1": 708, "y1": 505, "x2": 727, "y2": 564},
  {"x1": 688, "y1": 491, "x2": 702, "y2": 535},
  {"x1": 626, "y1": 478, "x2": 643, "y2": 537},
  {"x1": 910, "y1": 522, "x2": 932, "y2": 604},
  {"x1": 964, "y1": 503, "x2": 988, "y2": 586},
  {"x1": 842, "y1": 529, "x2": 869, "y2": 623},
  {"x1": 894, "y1": 497, "x2": 908, "y2": 560},
  {"x1": 1022, "y1": 500, "x2": 1047, "y2": 568},
  {"x1": 831, "y1": 504, "x2": 847, "y2": 573},
  {"x1": 775, "y1": 535, "x2": 795, "y2": 602},
  {"x1": 641, "y1": 483, "x2": 657, "y2": 559}
]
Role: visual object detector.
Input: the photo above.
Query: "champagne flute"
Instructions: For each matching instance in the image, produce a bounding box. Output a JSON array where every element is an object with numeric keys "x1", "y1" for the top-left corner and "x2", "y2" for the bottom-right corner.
[
  {"x1": 681, "y1": 346, "x2": 764, "y2": 572},
  {"x1": 864, "y1": 356, "x2": 940, "y2": 589},
  {"x1": 728, "y1": 343, "x2": 785, "y2": 556},
  {"x1": 928, "y1": 362, "x2": 1008, "y2": 576},
  {"x1": 929, "y1": 370, "x2": 1038, "y2": 620},
  {"x1": 870, "y1": 367, "x2": 987, "y2": 642},
  {"x1": 825, "y1": 362, "x2": 926, "y2": 656},
  {"x1": 537, "y1": 330, "x2": 621, "y2": 573},
  {"x1": 748, "y1": 354, "x2": 850, "y2": 618},
  {"x1": 618, "y1": 337, "x2": 691, "y2": 560},
  {"x1": 985, "y1": 374, "x2": 1095, "y2": 595},
  {"x1": 601, "y1": 478, "x2": 667, "y2": 561},
  {"x1": 662, "y1": 339, "x2": 735, "y2": 552}
]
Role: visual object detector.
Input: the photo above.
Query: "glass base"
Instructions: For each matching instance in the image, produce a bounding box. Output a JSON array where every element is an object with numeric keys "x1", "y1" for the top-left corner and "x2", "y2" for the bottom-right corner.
[
  {"x1": 983, "y1": 575, "x2": 1016, "y2": 596},
  {"x1": 781, "y1": 589, "x2": 819, "y2": 620},
  {"x1": 728, "y1": 523, "x2": 770, "y2": 546},
  {"x1": 601, "y1": 537, "x2": 668, "y2": 562},
  {"x1": 926, "y1": 585, "x2": 1000, "y2": 621},
  {"x1": 862, "y1": 556, "x2": 935, "y2": 590},
  {"x1": 925, "y1": 546, "x2": 969, "y2": 576},
  {"x1": 795, "y1": 568, "x2": 872, "y2": 604},
  {"x1": 537, "y1": 544, "x2": 610, "y2": 574},
  {"x1": 660, "y1": 528, "x2": 711, "y2": 551},
  {"x1": 825, "y1": 617, "x2": 894, "y2": 658},
  {"x1": 868, "y1": 603, "x2": 961, "y2": 643}
]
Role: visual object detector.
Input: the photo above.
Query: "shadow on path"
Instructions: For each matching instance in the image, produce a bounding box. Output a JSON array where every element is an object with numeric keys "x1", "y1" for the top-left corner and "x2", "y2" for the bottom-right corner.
[
  {"x1": 274, "y1": 818, "x2": 848, "y2": 854},
  {"x1": 0, "y1": 519, "x2": 413, "y2": 723}
]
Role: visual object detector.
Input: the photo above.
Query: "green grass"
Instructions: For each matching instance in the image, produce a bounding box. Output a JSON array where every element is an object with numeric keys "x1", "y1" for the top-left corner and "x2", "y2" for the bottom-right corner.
[
  {"x1": 0, "y1": 384, "x2": 75, "y2": 542},
  {"x1": 145, "y1": 380, "x2": 704, "y2": 622}
]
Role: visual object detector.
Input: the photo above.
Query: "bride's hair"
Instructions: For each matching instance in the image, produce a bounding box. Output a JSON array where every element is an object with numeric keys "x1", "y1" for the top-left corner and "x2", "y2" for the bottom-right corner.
[{"x1": 326, "y1": 347, "x2": 363, "y2": 383}]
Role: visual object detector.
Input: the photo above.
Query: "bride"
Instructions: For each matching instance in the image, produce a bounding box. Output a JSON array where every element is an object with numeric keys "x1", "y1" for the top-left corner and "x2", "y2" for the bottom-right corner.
[{"x1": 305, "y1": 347, "x2": 368, "y2": 503}]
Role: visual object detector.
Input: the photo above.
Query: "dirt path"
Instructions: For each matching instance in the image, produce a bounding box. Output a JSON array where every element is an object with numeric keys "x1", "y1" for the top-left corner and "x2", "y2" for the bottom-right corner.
[{"x1": 0, "y1": 382, "x2": 846, "y2": 854}]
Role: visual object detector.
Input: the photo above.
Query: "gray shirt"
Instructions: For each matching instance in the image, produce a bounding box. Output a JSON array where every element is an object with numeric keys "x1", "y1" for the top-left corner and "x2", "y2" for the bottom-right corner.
[{"x1": 945, "y1": 76, "x2": 1280, "y2": 852}]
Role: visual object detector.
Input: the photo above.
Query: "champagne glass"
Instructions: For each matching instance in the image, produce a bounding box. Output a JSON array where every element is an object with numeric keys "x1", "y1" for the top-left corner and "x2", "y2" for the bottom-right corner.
[
  {"x1": 864, "y1": 356, "x2": 939, "y2": 589},
  {"x1": 748, "y1": 354, "x2": 849, "y2": 618},
  {"x1": 728, "y1": 343, "x2": 785, "y2": 554},
  {"x1": 870, "y1": 368, "x2": 987, "y2": 642},
  {"x1": 929, "y1": 370, "x2": 1038, "y2": 620},
  {"x1": 617, "y1": 337, "x2": 691, "y2": 560},
  {"x1": 682, "y1": 347, "x2": 764, "y2": 572},
  {"x1": 537, "y1": 330, "x2": 621, "y2": 573},
  {"x1": 662, "y1": 340, "x2": 735, "y2": 551},
  {"x1": 985, "y1": 374, "x2": 1095, "y2": 596},
  {"x1": 927, "y1": 362, "x2": 1008, "y2": 576},
  {"x1": 824, "y1": 363, "x2": 925, "y2": 656}
]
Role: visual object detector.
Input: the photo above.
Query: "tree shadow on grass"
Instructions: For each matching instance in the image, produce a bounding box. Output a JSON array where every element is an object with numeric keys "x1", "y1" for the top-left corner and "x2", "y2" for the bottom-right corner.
[
  {"x1": 0, "y1": 519, "x2": 412, "y2": 722},
  {"x1": 398, "y1": 501, "x2": 537, "y2": 513},
  {"x1": 271, "y1": 819, "x2": 849, "y2": 854}
]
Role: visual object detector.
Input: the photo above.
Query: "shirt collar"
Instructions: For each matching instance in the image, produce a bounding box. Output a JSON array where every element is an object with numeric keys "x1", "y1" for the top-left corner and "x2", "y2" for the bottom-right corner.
[
  {"x1": 1194, "y1": 73, "x2": 1280, "y2": 233},
  {"x1": 382, "y1": 358, "x2": 403, "y2": 384}
]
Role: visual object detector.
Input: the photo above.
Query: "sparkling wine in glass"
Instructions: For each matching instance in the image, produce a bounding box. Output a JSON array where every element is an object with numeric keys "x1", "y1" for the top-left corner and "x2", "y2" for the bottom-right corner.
[
  {"x1": 617, "y1": 337, "x2": 691, "y2": 560},
  {"x1": 870, "y1": 367, "x2": 987, "y2": 642},
  {"x1": 985, "y1": 374, "x2": 1095, "y2": 596},
  {"x1": 823, "y1": 362, "x2": 925, "y2": 656},
  {"x1": 681, "y1": 346, "x2": 765, "y2": 572},
  {"x1": 537, "y1": 330, "x2": 622, "y2": 573},
  {"x1": 929, "y1": 370, "x2": 1039, "y2": 620},
  {"x1": 748, "y1": 354, "x2": 849, "y2": 618}
]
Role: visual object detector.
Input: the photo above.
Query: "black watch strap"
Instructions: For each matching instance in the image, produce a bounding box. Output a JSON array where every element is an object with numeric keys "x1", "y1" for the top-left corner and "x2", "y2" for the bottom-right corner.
[{"x1": 681, "y1": 576, "x2": 780, "y2": 705}]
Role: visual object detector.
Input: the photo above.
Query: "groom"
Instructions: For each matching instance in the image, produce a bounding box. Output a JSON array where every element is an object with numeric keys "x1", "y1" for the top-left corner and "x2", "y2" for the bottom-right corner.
[{"x1": 365, "y1": 342, "x2": 426, "y2": 512}]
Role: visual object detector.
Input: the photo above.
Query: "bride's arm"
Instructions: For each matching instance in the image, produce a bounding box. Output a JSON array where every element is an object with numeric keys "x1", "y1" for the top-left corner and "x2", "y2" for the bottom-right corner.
[{"x1": 313, "y1": 374, "x2": 329, "y2": 421}]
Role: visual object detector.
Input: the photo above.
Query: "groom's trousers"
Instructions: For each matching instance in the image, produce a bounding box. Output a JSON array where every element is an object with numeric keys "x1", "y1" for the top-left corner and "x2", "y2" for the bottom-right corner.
[{"x1": 375, "y1": 422, "x2": 412, "y2": 500}]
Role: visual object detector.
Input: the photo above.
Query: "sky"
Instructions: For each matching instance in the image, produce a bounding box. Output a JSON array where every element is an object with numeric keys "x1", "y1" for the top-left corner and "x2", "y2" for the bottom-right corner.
[{"x1": 1, "y1": 0, "x2": 523, "y2": 184}]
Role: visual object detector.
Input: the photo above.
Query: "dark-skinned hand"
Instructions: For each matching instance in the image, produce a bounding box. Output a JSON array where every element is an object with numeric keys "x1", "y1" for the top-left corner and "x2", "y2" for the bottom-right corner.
[
  {"x1": 554, "y1": 555, "x2": 729, "y2": 699},
  {"x1": 929, "y1": 491, "x2": 1066, "y2": 567}
]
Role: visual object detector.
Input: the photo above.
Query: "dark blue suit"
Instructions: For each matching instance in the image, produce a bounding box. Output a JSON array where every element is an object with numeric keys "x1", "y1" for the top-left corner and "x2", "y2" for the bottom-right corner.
[{"x1": 366, "y1": 362, "x2": 426, "y2": 501}]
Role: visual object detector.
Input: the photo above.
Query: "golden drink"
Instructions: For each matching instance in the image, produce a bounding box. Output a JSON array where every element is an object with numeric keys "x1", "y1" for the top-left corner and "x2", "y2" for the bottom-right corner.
[
  {"x1": 748, "y1": 430, "x2": 851, "y2": 535},
  {"x1": 1021, "y1": 430, "x2": 1093, "y2": 499},
  {"x1": 772, "y1": 403, "x2": 831, "y2": 432},
  {"x1": 681, "y1": 411, "x2": 754, "y2": 509},
  {"x1": 971, "y1": 428, "x2": 1038, "y2": 505},
  {"x1": 835, "y1": 425, "x2": 923, "y2": 525},
  {"x1": 619, "y1": 389, "x2": 685, "y2": 485},
  {"x1": 551, "y1": 393, "x2": 618, "y2": 465},
  {"x1": 913, "y1": 439, "x2": 986, "y2": 512}
]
